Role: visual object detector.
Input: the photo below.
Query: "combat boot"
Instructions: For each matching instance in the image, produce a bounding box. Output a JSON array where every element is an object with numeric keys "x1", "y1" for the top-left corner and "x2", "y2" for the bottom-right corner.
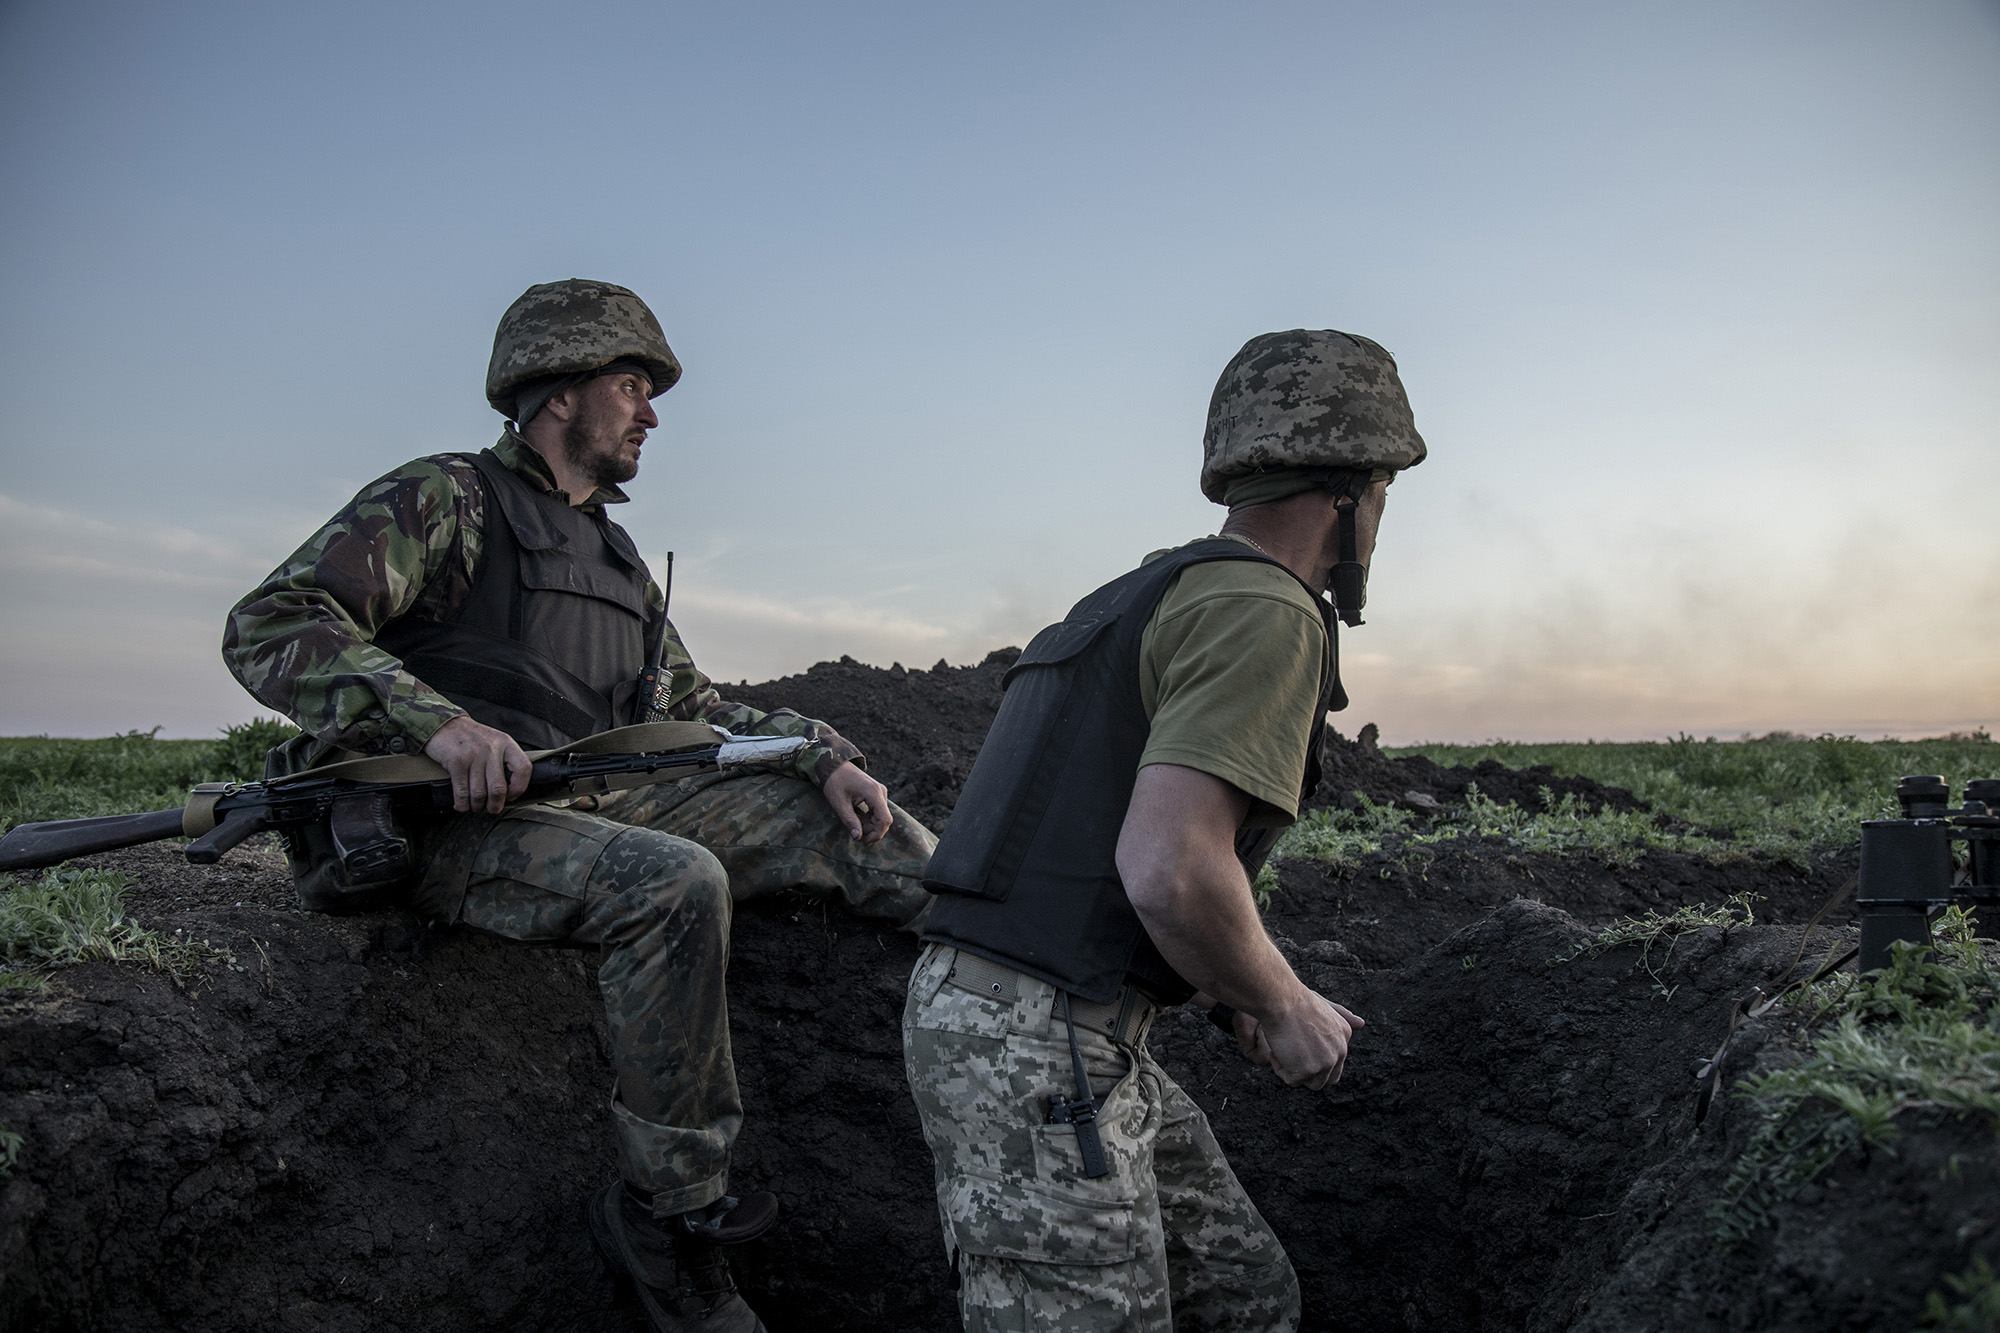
[{"x1": 591, "y1": 1181, "x2": 777, "y2": 1333}]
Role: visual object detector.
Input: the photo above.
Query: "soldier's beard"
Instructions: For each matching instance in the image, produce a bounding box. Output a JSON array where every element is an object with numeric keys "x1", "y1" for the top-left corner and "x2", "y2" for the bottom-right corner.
[{"x1": 561, "y1": 413, "x2": 640, "y2": 489}]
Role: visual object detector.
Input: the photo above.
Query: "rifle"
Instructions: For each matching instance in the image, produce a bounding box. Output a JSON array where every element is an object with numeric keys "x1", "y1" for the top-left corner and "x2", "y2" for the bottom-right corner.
[{"x1": 0, "y1": 722, "x2": 807, "y2": 908}]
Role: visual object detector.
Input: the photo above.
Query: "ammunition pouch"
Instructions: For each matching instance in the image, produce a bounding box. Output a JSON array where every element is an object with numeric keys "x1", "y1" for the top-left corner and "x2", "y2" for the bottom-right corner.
[{"x1": 281, "y1": 791, "x2": 419, "y2": 913}]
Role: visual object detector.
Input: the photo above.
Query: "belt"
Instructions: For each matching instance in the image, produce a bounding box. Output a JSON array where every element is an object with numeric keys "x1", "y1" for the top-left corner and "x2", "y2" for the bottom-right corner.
[{"x1": 941, "y1": 948, "x2": 1156, "y2": 1044}]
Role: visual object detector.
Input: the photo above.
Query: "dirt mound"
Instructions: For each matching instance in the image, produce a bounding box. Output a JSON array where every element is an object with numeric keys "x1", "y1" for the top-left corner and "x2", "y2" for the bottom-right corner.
[
  {"x1": 1, "y1": 654, "x2": 1988, "y2": 1332},
  {"x1": 1314, "y1": 724, "x2": 1650, "y2": 816},
  {"x1": 722, "y1": 648, "x2": 1017, "y2": 835}
]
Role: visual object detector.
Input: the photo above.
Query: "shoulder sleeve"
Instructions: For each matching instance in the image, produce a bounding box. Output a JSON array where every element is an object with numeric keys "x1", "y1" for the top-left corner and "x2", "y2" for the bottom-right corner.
[
  {"x1": 221, "y1": 456, "x2": 482, "y2": 755},
  {"x1": 1137, "y1": 563, "x2": 1327, "y2": 824}
]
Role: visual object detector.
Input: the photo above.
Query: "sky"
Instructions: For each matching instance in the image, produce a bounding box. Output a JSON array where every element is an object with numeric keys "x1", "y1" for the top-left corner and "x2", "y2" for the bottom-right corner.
[{"x1": 0, "y1": 0, "x2": 1995, "y2": 744}]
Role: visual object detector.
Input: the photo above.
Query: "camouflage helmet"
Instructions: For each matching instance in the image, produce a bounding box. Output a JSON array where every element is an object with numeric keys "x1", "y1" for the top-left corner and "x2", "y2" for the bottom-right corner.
[
  {"x1": 486, "y1": 279, "x2": 682, "y2": 417},
  {"x1": 1200, "y1": 329, "x2": 1427, "y2": 503}
]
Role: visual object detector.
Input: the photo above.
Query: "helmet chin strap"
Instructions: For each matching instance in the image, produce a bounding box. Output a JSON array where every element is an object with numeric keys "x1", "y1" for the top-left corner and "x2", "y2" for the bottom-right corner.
[{"x1": 1328, "y1": 495, "x2": 1367, "y2": 628}]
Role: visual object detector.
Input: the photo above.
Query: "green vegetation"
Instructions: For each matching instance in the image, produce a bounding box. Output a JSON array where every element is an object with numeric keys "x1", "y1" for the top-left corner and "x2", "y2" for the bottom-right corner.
[
  {"x1": 1572, "y1": 895, "x2": 1756, "y2": 957},
  {"x1": 1392, "y1": 732, "x2": 1999, "y2": 862},
  {"x1": 0, "y1": 867, "x2": 227, "y2": 990},
  {"x1": 0, "y1": 724, "x2": 278, "y2": 992},
  {"x1": 0, "y1": 718, "x2": 296, "y2": 832},
  {"x1": 1442, "y1": 788, "x2": 1715, "y2": 865},
  {"x1": 1251, "y1": 862, "x2": 1281, "y2": 911},
  {"x1": 1273, "y1": 785, "x2": 1742, "y2": 874},
  {"x1": 1922, "y1": 1257, "x2": 2000, "y2": 1331},
  {"x1": 1563, "y1": 895, "x2": 1755, "y2": 998},
  {"x1": 1275, "y1": 797, "x2": 1425, "y2": 875},
  {"x1": 1268, "y1": 734, "x2": 2000, "y2": 873},
  {"x1": 1709, "y1": 908, "x2": 2000, "y2": 1245}
]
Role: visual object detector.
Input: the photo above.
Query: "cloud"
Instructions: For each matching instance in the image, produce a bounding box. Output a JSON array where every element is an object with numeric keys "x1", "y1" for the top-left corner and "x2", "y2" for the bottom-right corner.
[
  {"x1": 3, "y1": 548, "x2": 249, "y2": 591},
  {"x1": 4, "y1": 479, "x2": 1991, "y2": 743},
  {"x1": 668, "y1": 584, "x2": 965, "y2": 683},
  {"x1": 673, "y1": 585, "x2": 956, "y2": 646},
  {"x1": 0, "y1": 493, "x2": 245, "y2": 560},
  {"x1": 1347, "y1": 517, "x2": 2000, "y2": 742},
  {"x1": 0, "y1": 492, "x2": 269, "y2": 591}
]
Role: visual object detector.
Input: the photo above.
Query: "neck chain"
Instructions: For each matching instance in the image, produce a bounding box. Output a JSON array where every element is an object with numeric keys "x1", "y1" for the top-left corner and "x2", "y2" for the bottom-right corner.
[{"x1": 1227, "y1": 532, "x2": 1271, "y2": 557}]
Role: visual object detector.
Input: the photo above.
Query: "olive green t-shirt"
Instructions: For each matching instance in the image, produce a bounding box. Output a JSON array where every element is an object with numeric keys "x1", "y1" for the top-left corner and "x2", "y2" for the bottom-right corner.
[{"x1": 1136, "y1": 539, "x2": 1329, "y2": 827}]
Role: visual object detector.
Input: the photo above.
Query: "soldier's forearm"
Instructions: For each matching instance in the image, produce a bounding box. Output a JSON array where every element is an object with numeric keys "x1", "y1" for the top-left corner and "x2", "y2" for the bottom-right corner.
[{"x1": 1129, "y1": 851, "x2": 1307, "y2": 1022}]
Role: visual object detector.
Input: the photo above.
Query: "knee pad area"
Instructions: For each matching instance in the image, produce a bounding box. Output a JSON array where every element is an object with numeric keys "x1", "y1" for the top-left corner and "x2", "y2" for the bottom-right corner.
[{"x1": 593, "y1": 828, "x2": 732, "y2": 916}]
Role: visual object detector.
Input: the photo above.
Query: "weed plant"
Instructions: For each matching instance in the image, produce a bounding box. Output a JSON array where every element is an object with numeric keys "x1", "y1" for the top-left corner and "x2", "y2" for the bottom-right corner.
[
  {"x1": 1564, "y1": 894, "x2": 1755, "y2": 998},
  {"x1": 1922, "y1": 1257, "x2": 2000, "y2": 1331},
  {"x1": 1273, "y1": 797, "x2": 1423, "y2": 875},
  {"x1": 1251, "y1": 862, "x2": 1281, "y2": 910},
  {"x1": 0, "y1": 867, "x2": 225, "y2": 990},
  {"x1": 1573, "y1": 895, "x2": 1757, "y2": 956},
  {"x1": 1709, "y1": 909, "x2": 2000, "y2": 1245}
]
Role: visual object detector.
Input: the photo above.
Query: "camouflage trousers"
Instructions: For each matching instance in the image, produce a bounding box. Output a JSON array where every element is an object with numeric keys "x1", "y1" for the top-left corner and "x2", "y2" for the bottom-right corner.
[
  {"x1": 592, "y1": 768, "x2": 934, "y2": 927},
  {"x1": 411, "y1": 770, "x2": 937, "y2": 1215},
  {"x1": 903, "y1": 944, "x2": 1300, "y2": 1332}
]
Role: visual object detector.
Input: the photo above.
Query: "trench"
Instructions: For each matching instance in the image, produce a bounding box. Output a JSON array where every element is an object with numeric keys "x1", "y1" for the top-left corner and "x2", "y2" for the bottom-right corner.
[{"x1": 3, "y1": 654, "x2": 1985, "y2": 1332}]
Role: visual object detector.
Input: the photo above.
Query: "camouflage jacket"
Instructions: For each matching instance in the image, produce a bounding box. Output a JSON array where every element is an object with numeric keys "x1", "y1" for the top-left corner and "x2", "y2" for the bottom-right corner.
[{"x1": 221, "y1": 431, "x2": 861, "y2": 784}]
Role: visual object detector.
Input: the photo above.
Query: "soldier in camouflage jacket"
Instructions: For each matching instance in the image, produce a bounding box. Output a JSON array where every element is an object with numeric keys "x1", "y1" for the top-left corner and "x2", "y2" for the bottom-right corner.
[{"x1": 223, "y1": 279, "x2": 934, "y2": 1333}]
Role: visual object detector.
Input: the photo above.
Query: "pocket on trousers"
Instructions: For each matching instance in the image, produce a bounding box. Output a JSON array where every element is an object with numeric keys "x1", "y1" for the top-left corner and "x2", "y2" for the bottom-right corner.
[
  {"x1": 942, "y1": 1172, "x2": 1137, "y2": 1266},
  {"x1": 455, "y1": 805, "x2": 622, "y2": 940}
]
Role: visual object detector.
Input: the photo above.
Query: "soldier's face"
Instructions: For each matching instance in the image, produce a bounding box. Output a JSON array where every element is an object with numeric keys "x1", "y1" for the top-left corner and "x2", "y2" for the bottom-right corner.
[{"x1": 561, "y1": 371, "x2": 658, "y2": 489}]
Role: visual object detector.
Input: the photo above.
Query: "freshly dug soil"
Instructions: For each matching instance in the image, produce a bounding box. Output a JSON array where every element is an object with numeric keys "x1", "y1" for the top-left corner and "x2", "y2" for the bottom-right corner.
[
  {"x1": 724, "y1": 649, "x2": 1020, "y2": 836},
  {"x1": 1, "y1": 654, "x2": 1991, "y2": 1332}
]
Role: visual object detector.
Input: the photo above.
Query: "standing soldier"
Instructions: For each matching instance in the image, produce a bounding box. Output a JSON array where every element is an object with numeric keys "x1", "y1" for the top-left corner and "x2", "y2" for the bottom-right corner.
[
  {"x1": 904, "y1": 329, "x2": 1427, "y2": 1330},
  {"x1": 223, "y1": 279, "x2": 936, "y2": 1333}
]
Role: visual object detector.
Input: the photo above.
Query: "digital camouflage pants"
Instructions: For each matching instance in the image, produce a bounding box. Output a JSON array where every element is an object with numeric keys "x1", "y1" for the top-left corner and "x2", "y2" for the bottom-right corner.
[
  {"x1": 411, "y1": 769, "x2": 936, "y2": 1215},
  {"x1": 903, "y1": 944, "x2": 1300, "y2": 1332}
]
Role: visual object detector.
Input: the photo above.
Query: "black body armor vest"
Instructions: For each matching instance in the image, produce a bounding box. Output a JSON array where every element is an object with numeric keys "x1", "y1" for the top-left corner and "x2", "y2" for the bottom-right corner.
[
  {"x1": 375, "y1": 449, "x2": 663, "y2": 751},
  {"x1": 921, "y1": 538, "x2": 1339, "y2": 1004}
]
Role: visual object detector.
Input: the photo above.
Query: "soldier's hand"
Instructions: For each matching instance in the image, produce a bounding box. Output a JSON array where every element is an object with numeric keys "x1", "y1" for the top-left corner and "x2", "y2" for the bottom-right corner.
[
  {"x1": 821, "y1": 761, "x2": 892, "y2": 844},
  {"x1": 1256, "y1": 988, "x2": 1365, "y2": 1091},
  {"x1": 1189, "y1": 992, "x2": 1276, "y2": 1067},
  {"x1": 1229, "y1": 1008, "x2": 1277, "y2": 1068},
  {"x1": 424, "y1": 715, "x2": 532, "y2": 814}
]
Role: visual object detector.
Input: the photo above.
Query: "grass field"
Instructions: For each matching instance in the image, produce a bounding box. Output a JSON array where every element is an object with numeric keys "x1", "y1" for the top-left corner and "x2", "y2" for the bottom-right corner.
[
  {"x1": 1340, "y1": 731, "x2": 2000, "y2": 867},
  {"x1": 0, "y1": 720, "x2": 298, "y2": 832},
  {"x1": 1400, "y1": 730, "x2": 1999, "y2": 834}
]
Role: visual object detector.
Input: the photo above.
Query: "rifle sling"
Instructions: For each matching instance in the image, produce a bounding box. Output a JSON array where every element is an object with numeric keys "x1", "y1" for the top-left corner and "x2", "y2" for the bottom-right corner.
[
  {"x1": 261, "y1": 720, "x2": 728, "y2": 787},
  {"x1": 184, "y1": 783, "x2": 234, "y2": 838}
]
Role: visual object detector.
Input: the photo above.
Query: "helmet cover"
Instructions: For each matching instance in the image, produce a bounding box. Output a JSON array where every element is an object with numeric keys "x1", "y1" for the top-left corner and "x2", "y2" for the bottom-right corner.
[
  {"x1": 486, "y1": 279, "x2": 681, "y2": 416},
  {"x1": 1201, "y1": 329, "x2": 1426, "y2": 503}
]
